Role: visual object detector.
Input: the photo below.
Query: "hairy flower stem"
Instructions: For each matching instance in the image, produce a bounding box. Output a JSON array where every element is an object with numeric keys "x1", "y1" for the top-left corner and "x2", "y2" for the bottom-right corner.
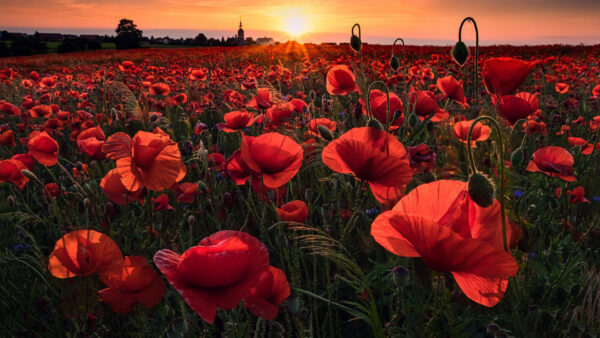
[
  {"x1": 392, "y1": 38, "x2": 406, "y2": 102},
  {"x1": 466, "y1": 116, "x2": 509, "y2": 252},
  {"x1": 365, "y1": 81, "x2": 391, "y2": 130},
  {"x1": 458, "y1": 17, "x2": 479, "y2": 105}
]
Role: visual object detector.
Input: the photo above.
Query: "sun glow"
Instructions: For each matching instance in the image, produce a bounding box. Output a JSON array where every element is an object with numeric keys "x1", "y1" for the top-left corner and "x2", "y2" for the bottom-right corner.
[{"x1": 283, "y1": 14, "x2": 309, "y2": 36}]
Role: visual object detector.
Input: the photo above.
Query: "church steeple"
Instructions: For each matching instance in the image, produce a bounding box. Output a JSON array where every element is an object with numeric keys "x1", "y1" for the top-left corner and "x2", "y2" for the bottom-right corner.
[{"x1": 237, "y1": 17, "x2": 245, "y2": 41}]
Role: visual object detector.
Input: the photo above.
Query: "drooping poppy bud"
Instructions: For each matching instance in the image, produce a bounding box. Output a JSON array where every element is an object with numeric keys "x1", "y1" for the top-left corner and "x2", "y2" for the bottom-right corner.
[
  {"x1": 407, "y1": 113, "x2": 419, "y2": 128},
  {"x1": 468, "y1": 172, "x2": 495, "y2": 208},
  {"x1": 317, "y1": 125, "x2": 333, "y2": 141},
  {"x1": 511, "y1": 148, "x2": 524, "y2": 168},
  {"x1": 367, "y1": 118, "x2": 384, "y2": 130},
  {"x1": 390, "y1": 55, "x2": 400, "y2": 71},
  {"x1": 350, "y1": 35, "x2": 361, "y2": 52},
  {"x1": 452, "y1": 41, "x2": 469, "y2": 66}
]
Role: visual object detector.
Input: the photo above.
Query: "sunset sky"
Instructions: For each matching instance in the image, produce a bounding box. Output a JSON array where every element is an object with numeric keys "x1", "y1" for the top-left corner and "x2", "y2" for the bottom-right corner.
[{"x1": 1, "y1": 0, "x2": 599, "y2": 45}]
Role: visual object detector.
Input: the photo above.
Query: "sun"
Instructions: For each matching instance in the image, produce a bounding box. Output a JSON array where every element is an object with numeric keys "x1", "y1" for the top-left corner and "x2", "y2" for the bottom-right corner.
[{"x1": 283, "y1": 14, "x2": 308, "y2": 36}]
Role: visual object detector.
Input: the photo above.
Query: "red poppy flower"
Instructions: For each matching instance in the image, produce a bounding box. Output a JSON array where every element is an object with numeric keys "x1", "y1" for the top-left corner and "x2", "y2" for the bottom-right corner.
[
  {"x1": 0, "y1": 159, "x2": 29, "y2": 190},
  {"x1": 453, "y1": 120, "x2": 491, "y2": 146},
  {"x1": 361, "y1": 89, "x2": 404, "y2": 128},
  {"x1": 244, "y1": 266, "x2": 290, "y2": 320},
  {"x1": 408, "y1": 88, "x2": 449, "y2": 122},
  {"x1": 189, "y1": 69, "x2": 208, "y2": 81},
  {"x1": 77, "y1": 126, "x2": 106, "y2": 159},
  {"x1": 12, "y1": 153, "x2": 34, "y2": 170},
  {"x1": 98, "y1": 256, "x2": 166, "y2": 313},
  {"x1": 100, "y1": 168, "x2": 145, "y2": 206},
  {"x1": 308, "y1": 118, "x2": 337, "y2": 136},
  {"x1": 568, "y1": 186, "x2": 590, "y2": 204},
  {"x1": 29, "y1": 105, "x2": 53, "y2": 118},
  {"x1": 43, "y1": 183, "x2": 61, "y2": 199},
  {"x1": 321, "y1": 127, "x2": 413, "y2": 204},
  {"x1": 240, "y1": 133, "x2": 303, "y2": 189},
  {"x1": 39, "y1": 76, "x2": 57, "y2": 89},
  {"x1": 555, "y1": 82, "x2": 569, "y2": 94},
  {"x1": 48, "y1": 230, "x2": 123, "y2": 279},
  {"x1": 247, "y1": 88, "x2": 273, "y2": 110},
  {"x1": 176, "y1": 182, "x2": 199, "y2": 203},
  {"x1": 152, "y1": 193, "x2": 174, "y2": 211},
  {"x1": 276, "y1": 200, "x2": 308, "y2": 224},
  {"x1": 102, "y1": 128, "x2": 185, "y2": 191},
  {"x1": 27, "y1": 131, "x2": 59, "y2": 166},
  {"x1": 224, "y1": 150, "x2": 252, "y2": 186},
  {"x1": 217, "y1": 111, "x2": 255, "y2": 132},
  {"x1": 326, "y1": 65, "x2": 360, "y2": 96},
  {"x1": 153, "y1": 230, "x2": 269, "y2": 323},
  {"x1": 0, "y1": 130, "x2": 15, "y2": 147},
  {"x1": 289, "y1": 98, "x2": 308, "y2": 114},
  {"x1": 592, "y1": 84, "x2": 600, "y2": 98},
  {"x1": 149, "y1": 83, "x2": 171, "y2": 96},
  {"x1": 482, "y1": 57, "x2": 537, "y2": 97},
  {"x1": 526, "y1": 146, "x2": 576, "y2": 182},
  {"x1": 371, "y1": 180, "x2": 519, "y2": 306},
  {"x1": 406, "y1": 144, "x2": 436, "y2": 171},
  {"x1": 437, "y1": 76, "x2": 469, "y2": 108},
  {"x1": 241, "y1": 78, "x2": 258, "y2": 90},
  {"x1": 266, "y1": 102, "x2": 295, "y2": 124},
  {"x1": 496, "y1": 94, "x2": 537, "y2": 124}
]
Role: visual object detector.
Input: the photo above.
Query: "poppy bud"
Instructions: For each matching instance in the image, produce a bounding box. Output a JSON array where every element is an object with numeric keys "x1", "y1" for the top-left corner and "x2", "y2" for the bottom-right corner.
[
  {"x1": 317, "y1": 125, "x2": 334, "y2": 141},
  {"x1": 511, "y1": 148, "x2": 524, "y2": 168},
  {"x1": 197, "y1": 180, "x2": 208, "y2": 194},
  {"x1": 451, "y1": 41, "x2": 469, "y2": 66},
  {"x1": 150, "y1": 113, "x2": 159, "y2": 122},
  {"x1": 350, "y1": 35, "x2": 362, "y2": 52},
  {"x1": 21, "y1": 169, "x2": 39, "y2": 181},
  {"x1": 392, "y1": 109, "x2": 403, "y2": 122},
  {"x1": 287, "y1": 296, "x2": 300, "y2": 314},
  {"x1": 187, "y1": 215, "x2": 195, "y2": 226},
  {"x1": 407, "y1": 113, "x2": 419, "y2": 128},
  {"x1": 105, "y1": 202, "x2": 117, "y2": 217},
  {"x1": 83, "y1": 197, "x2": 91, "y2": 210},
  {"x1": 297, "y1": 307, "x2": 310, "y2": 323},
  {"x1": 304, "y1": 188, "x2": 313, "y2": 201},
  {"x1": 468, "y1": 172, "x2": 495, "y2": 208},
  {"x1": 390, "y1": 55, "x2": 400, "y2": 71},
  {"x1": 367, "y1": 118, "x2": 384, "y2": 130},
  {"x1": 6, "y1": 195, "x2": 15, "y2": 207}
]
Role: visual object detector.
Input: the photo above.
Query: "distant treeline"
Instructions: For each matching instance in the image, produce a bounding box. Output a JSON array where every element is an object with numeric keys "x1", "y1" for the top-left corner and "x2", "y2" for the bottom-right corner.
[{"x1": 0, "y1": 31, "x2": 261, "y2": 58}]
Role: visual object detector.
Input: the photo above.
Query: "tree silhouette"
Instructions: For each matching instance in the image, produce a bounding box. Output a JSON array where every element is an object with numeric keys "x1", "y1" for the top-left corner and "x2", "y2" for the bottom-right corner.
[{"x1": 115, "y1": 18, "x2": 142, "y2": 50}]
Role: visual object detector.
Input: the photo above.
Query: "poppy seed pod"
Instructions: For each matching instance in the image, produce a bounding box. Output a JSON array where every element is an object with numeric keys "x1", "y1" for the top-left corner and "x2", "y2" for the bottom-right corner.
[
  {"x1": 187, "y1": 215, "x2": 195, "y2": 226},
  {"x1": 452, "y1": 41, "x2": 469, "y2": 66},
  {"x1": 6, "y1": 195, "x2": 15, "y2": 207},
  {"x1": 468, "y1": 172, "x2": 495, "y2": 208},
  {"x1": 392, "y1": 110, "x2": 403, "y2": 122},
  {"x1": 407, "y1": 113, "x2": 419, "y2": 128},
  {"x1": 390, "y1": 55, "x2": 400, "y2": 71},
  {"x1": 367, "y1": 118, "x2": 384, "y2": 130},
  {"x1": 511, "y1": 148, "x2": 524, "y2": 168},
  {"x1": 350, "y1": 35, "x2": 361, "y2": 52},
  {"x1": 317, "y1": 125, "x2": 334, "y2": 141}
]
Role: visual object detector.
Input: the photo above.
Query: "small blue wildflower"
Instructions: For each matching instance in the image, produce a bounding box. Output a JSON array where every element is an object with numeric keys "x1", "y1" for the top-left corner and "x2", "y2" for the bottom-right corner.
[
  {"x1": 514, "y1": 190, "x2": 523, "y2": 198},
  {"x1": 594, "y1": 196, "x2": 600, "y2": 203},
  {"x1": 13, "y1": 243, "x2": 29, "y2": 253},
  {"x1": 216, "y1": 173, "x2": 224, "y2": 180},
  {"x1": 365, "y1": 207, "x2": 380, "y2": 218}
]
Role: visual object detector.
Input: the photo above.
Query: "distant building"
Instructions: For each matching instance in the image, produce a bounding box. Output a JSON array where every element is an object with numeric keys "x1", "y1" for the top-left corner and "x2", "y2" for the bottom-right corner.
[
  {"x1": 256, "y1": 37, "x2": 274, "y2": 45},
  {"x1": 81, "y1": 34, "x2": 100, "y2": 41},
  {"x1": 1, "y1": 32, "x2": 27, "y2": 39},
  {"x1": 236, "y1": 17, "x2": 248, "y2": 46},
  {"x1": 37, "y1": 33, "x2": 63, "y2": 42}
]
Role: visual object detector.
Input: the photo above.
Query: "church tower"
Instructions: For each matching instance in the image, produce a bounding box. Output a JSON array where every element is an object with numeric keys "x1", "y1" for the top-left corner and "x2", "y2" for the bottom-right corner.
[{"x1": 237, "y1": 17, "x2": 245, "y2": 41}]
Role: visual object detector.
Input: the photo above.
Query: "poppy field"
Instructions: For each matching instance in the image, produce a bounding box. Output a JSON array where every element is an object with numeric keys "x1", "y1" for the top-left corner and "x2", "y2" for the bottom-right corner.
[{"x1": 1, "y1": 33, "x2": 600, "y2": 337}]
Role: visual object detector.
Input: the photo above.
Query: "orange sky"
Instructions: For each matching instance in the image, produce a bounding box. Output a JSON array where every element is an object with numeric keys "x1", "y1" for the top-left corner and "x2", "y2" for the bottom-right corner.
[{"x1": 1, "y1": 0, "x2": 599, "y2": 44}]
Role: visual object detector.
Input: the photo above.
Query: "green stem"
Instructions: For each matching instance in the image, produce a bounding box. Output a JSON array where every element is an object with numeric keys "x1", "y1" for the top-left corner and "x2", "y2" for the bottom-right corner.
[
  {"x1": 466, "y1": 116, "x2": 508, "y2": 252},
  {"x1": 392, "y1": 38, "x2": 406, "y2": 102},
  {"x1": 458, "y1": 17, "x2": 479, "y2": 105},
  {"x1": 365, "y1": 81, "x2": 391, "y2": 130}
]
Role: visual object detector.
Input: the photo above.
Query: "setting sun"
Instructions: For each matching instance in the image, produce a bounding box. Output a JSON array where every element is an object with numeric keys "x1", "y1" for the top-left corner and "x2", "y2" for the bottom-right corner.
[{"x1": 283, "y1": 14, "x2": 308, "y2": 36}]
